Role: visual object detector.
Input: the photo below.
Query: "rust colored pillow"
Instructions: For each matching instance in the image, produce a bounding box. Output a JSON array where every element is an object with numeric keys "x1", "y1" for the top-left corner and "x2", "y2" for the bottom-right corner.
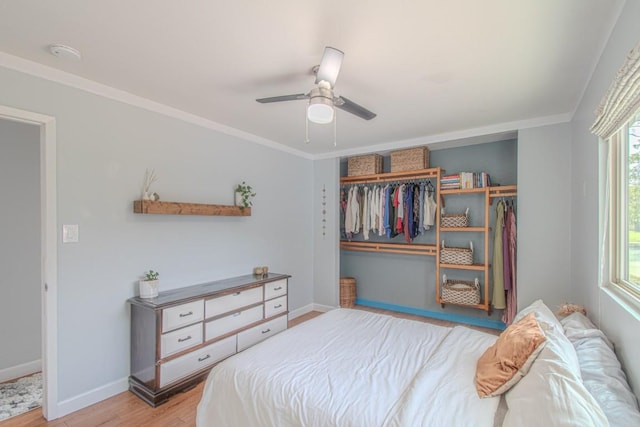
[{"x1": 475, "y1": 312, "x2": 547, "y2": 398}]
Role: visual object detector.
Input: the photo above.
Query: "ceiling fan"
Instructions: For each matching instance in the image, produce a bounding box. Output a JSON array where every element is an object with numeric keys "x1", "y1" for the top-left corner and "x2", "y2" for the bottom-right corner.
[{"x1": 256, "y1": 47, "x2": 377, "y2": 125}]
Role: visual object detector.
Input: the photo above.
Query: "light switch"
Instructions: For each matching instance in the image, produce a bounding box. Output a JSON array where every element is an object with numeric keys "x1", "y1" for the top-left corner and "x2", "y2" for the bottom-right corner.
[{"x1": 62, "y1": 224, "x2": 79, "y2": 243}]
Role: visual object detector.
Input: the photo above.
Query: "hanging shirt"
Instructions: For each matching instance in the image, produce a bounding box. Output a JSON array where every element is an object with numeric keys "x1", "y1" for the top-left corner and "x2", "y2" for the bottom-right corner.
[
  {"x1": 396, "y1": 184, "x2": 404, "y2": 233},
  {"x1": 362, "y1": 187, "x2": 370, "y2": 240},
  {"x1": 492, "y1": 201, "x2": 506, "y2": 309},
  {"x1": 418, "y1": 183, "x2": 425, "y2": 234},
  {"x1": 424, "y1": 192, "x2": 437, "y2": 230}
]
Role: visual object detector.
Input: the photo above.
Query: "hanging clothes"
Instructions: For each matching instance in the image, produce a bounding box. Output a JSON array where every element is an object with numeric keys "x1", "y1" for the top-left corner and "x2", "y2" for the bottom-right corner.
[
  {"x1": 403, "y1": 184, "x2": 414, "y2": 243},
  {"x1": 502, "y1": 204, "x2": 517, "y2": 325},
  {"x1": 492, "y1": 201, "x2": 506, "y2": 309},
  {"x1": 423, "y1": 189, "x2": 437, "y2": 230},
  {"x1": 362, "y1": 187, "x2": 370, "y2": 240},
  {"x1": 418, "y1": 183, "x2": 426, "y2": 234}
]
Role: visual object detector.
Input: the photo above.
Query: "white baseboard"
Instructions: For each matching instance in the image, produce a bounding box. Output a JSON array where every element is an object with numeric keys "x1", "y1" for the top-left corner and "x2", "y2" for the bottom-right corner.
[
  {"x1": 288, "y1": 303, "x2": 336, "y2": 320},
  {"x1": 312, "y1": 303, "x2": 335, "y2": 313},
  {"x1": 0, "y1": 359, "x2": 41, "y2": 383},
  {"x1": 56, "y1": 377, "x2": 129, "y2": 418}
]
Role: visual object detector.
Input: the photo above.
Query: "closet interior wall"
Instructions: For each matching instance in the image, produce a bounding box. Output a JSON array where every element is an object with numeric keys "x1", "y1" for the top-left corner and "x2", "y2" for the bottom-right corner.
[{"x1": 339, "y1": 139, "x2": 517, "y2": 323}]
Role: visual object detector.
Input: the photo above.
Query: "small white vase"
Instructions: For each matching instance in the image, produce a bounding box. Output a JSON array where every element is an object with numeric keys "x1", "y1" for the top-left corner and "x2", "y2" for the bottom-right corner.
[
  {"x1": 234, "y1": 191, "x2": 243, "y2": 207},
  {"x1": 139, "y1": 279, "x2": 159, "y2": 298}
]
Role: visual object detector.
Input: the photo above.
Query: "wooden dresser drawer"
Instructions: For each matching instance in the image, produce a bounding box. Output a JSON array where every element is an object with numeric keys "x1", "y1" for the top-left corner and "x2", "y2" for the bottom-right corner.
[
  {"x1": 264, "y1": 295, "x2": 287, "y2": 318},
  {"x1": 159, "y1": 335, "x2": 236, "y2": 388},
  {"x1": 205, "y1": 286, "x2": 263, "y2": 318},
  {"x1": 264, "y1": 279, "x2": 287, "y2": 300},
  {"x1": 237, "y1": 315, "x2": 287, "y2": 351},
  {"x1": 160, "y1": 323, "x2": 203, "y2": 359},
  {"x1": 205, "y1": 304, "x2": 263, "y2": 341},
  {"x1": 162, "y1": 300, "x2": 204, "y2": 333}
]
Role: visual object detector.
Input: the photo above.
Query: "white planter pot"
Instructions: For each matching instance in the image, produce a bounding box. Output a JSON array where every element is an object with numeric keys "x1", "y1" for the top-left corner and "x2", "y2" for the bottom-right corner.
[
  {"x1": 139, "y1": 279, "x2": 159, "y2": 298},
  {"x1": 235, "y1": 191, "x2": 243, "y2": 207}
]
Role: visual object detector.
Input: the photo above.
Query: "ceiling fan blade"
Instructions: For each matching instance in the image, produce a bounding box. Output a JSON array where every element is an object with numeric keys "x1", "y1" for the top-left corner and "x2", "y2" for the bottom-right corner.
[
  {"x1": 335, "y1": 96, "x2": 377, "y2": 120},
  {"x1": 315, "y1": 47, "x2": 344, "y2": 87},
  {"x1": 256, "y1": 94, "x2": 309, "y2": 103}
]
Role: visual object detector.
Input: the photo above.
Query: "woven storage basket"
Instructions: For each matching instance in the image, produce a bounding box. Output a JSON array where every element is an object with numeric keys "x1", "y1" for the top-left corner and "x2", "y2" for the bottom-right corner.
[
  {"x1": 390, "y1": 146, "x2": 429, "y2": 172},
  {"x1": 440, "y1": 240, "x2": 473, "y2": 265},
  {"x1": 442, "y1": 275, "x2": 480, "y2": 305},
  {"x1": 339, "y1": 277, "x2": 357, "y2": 308},
  {"x1": 441, "y1": 208, "x2": 469, "y2": 228},
  {"x1": 347, "y1": 154, "x2": 383, "y2": 176}
]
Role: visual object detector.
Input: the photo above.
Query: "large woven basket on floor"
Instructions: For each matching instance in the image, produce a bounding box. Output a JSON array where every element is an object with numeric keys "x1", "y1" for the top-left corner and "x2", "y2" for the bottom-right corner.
[
  {"x1": 340, "y1": 277, "x2": 357, "y2": 308},
  {"x1": 440, "y1": 240, "x2": 473, "y2": 265},
  {"x1": 442, "y1": 275, "x2": 480, "y2": 305}
]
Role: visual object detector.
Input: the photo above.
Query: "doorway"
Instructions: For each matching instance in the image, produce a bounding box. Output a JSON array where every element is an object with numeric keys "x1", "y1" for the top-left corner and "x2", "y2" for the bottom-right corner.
[{"x1": 0, "y1": 106, "x2": 57, "y2": 421}]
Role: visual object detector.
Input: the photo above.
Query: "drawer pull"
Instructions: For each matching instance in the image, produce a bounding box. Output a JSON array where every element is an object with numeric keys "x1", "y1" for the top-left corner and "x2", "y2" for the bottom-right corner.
[
  {"x1": 261, "y1": 328, "x2": 271, "y2": 334},
  {"x1": 198, "y1": 354, "x2": 211, "y2": 362},
  {"x1": 177, "y1": 335, "x2": 192, "y2": 343},
  {"x1": 274, "y1": 304, "x2": 282, "y2": 309},
  {"x1": 233, "y1": 292, "x2": 241, "y2": 296},
  {"x1": 179, "y1": 311, "x2": 193, "y2": 318},
  {"x1": 273, "y1": 286, "x2": 283, "y2": 291},
  {"x1": 232, "y1": 312, "x2": 241, "y2": 317}
]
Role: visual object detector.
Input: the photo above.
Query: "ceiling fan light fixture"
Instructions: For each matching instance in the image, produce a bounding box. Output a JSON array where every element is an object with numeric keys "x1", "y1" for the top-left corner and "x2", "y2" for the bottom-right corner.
[
  {"x1": 315, "y1": 47, "x2": 344, "y2": 87},
  {"x1": 307, "y1": 87, "x2": 334, "y2": 124}
]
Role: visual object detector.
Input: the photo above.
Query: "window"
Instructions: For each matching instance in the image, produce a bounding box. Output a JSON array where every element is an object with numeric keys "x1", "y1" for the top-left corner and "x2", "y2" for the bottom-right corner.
[
  {"x1": 593, "y1": 43, "x2": 640, "y2": 303},
  {"x1": 607, "y1": 109, "x2": 640, "y2": 300}
]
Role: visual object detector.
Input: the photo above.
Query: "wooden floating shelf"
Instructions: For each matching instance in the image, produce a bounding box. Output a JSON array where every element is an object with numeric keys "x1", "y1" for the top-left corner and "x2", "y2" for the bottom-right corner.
[
  {"x1": 133, "y1": 200, "x2": 251, "y2": 216},
  {"x1": 340, "y1": 241, "x2": 436, "y2": 256},
  {"x1": 440, "y1": 187, "x2": 488, "y2": 195}
]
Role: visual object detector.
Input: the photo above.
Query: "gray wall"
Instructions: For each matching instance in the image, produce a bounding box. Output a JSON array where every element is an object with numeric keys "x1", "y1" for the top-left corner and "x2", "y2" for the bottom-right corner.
[
  {"x1": 518, "y1": 123, "x2": 572, "y2": 309},
  {"x1": 570, "y1": 0, "x2": 640, "y2": 396},
  {"x1": 0, "y1": 119, "x2": 41, "y2": 372},
  {"x1": 339, "y1": 139, "x2": 517, "y2": 321},
  {"x1": 0, "y1": 66, "x2": 314, "y2": 402}
]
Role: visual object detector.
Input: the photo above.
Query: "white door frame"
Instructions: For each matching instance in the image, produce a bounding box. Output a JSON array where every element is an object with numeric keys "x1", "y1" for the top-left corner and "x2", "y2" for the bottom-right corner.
[{"x1": 0, "y1": 105, "x2": 58, "y2": 420}]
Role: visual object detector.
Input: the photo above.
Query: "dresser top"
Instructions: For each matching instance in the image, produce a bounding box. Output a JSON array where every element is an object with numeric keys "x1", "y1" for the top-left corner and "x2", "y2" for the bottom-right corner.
[{"x1": 128, "y1": 273, "x2": 290, "y2": 309}]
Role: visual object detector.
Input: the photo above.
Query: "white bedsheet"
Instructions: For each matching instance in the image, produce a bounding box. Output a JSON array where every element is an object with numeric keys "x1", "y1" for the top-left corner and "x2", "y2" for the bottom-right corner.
[{"x1": 196, "y1": 309, "x2": 499, "y2": 427}]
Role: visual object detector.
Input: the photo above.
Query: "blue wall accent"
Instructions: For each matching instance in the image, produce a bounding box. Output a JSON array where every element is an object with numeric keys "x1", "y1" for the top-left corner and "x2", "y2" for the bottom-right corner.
[{"x1": 356, "y1": 298, "x2": 506, "y2": 331}]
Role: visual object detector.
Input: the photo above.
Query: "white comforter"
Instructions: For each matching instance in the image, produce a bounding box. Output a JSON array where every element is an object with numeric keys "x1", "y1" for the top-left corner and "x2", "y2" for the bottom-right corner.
[{"x1": 196, "y1": 309, "x2": 499, "y2": 427}]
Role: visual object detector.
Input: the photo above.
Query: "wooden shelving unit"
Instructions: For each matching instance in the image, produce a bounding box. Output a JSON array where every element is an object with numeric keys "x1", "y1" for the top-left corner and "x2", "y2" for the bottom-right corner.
[
  {"x1": 133, "y1": 200, "x2": 251, "y2": 216},
  {"x1": 339, "y1": 166, "x2": 517, "y2": 317},
  {"x1": 340, "y1": 167, "x2": 441, "y2": 256}
]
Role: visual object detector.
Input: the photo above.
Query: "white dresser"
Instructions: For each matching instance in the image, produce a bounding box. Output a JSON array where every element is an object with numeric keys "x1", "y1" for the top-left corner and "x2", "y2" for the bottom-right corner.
[{"x1": 128, "y1": 273, "x2": 290, "y2": 406}]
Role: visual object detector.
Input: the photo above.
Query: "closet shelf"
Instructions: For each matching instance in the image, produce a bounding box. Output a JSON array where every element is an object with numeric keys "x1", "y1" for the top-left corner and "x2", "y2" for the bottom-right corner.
[
  {"x1": 133, "y1": 200, "x2": 251, "y2": 216},
  {"x1": 341, "y1": 241, "x2": 437, "y2": 256},
  {"x1": 489, "y1": 185, "x2": 517, "y2": 203},
  {"x1": 439, "y1": 263, "x2": 489, "y2": 271},
  {"x1": 436, "y1": 299, "x2": 492, "y2": 315},
  {"x1": 440, "y1": 226, "x2": 486, "y2": 232},
  {"x1": 340, "y1": 167, "x2": 441, "y2": 185}
]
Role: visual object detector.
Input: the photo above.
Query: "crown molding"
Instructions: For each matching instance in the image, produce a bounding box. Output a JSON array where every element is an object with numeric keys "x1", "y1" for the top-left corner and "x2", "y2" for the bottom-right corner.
[
  {"x1": 0, "y1": 52, "x2": 314, "y2": 160},
  {"x1": 313, "y1": 112, "x2": 573, "y2": 160}
]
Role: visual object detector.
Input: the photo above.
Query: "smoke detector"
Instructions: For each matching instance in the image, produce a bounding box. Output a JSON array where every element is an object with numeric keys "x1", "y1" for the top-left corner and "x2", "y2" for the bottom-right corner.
[{"x1": 48, "y1": 44, "x2": 82, "y2": 61}]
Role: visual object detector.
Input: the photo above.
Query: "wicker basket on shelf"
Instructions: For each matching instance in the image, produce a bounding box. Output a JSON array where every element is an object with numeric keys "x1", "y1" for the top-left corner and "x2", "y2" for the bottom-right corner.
[
  {"x1": 440, "y1": 240, "x2": 473, "y2": 265},
  {"x1": 442, "y1": 275, "x2": 480, "y2": 305},
  {"x1": 389, "y1": 146, "x2": 429, "y2": 172},
  {"x1": 441, "y1": 208, "x2": 469, "y2": 228},
  {"x1": 347, "y1": 154, "x2": 383, "y2": 176},
  {"x1": 339, "y1": 277, "x2": 357, "y2": 308}
]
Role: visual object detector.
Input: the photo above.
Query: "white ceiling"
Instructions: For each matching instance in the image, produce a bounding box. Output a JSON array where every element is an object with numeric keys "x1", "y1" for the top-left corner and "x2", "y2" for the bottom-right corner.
[{"x1": 0, "y1": 0, "x2": 624, "y2": 157}]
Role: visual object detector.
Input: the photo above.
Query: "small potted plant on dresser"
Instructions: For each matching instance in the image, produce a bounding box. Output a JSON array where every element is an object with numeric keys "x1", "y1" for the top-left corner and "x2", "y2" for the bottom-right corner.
[
  {"x1": 235, "y1": 181, "x2": 256, "y2": 209},
  {"x1": 139, "y1": 270, "x2": 159, "y2": 298}
]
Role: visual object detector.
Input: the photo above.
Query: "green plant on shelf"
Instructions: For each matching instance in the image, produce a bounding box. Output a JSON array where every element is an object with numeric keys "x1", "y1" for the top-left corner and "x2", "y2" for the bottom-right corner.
[{"x1": 235, "y1": 181, "x2": 256, "y2": 208}]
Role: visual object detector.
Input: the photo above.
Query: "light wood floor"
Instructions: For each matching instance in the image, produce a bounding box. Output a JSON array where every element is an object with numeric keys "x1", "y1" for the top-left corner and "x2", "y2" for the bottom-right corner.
[{"x1": 1, "y1": 307, "x2": 496, "y2": 426}]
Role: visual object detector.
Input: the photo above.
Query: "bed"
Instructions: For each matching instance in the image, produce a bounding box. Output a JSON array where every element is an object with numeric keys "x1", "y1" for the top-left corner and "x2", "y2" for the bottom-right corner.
[{"x1": 196, "y1": 302, "x2": 640, "y2": 426}]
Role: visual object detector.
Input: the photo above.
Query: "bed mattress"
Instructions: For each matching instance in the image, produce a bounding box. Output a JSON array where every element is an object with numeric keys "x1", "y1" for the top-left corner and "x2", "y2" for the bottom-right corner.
[{"x1": 196, "y1": 308, "x2": 499, "y2": 426}]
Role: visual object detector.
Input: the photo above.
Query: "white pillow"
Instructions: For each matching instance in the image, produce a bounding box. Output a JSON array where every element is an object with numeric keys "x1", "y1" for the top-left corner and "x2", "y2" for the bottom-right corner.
[{"x1": 503, "y1": 300, "x2": 608, "y2": 426}]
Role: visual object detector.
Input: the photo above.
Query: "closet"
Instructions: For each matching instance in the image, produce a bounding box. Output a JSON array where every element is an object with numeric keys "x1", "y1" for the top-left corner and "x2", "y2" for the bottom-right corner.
[{"x1": 339, "y1": 140, "x2": 517, "y2": 321}]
